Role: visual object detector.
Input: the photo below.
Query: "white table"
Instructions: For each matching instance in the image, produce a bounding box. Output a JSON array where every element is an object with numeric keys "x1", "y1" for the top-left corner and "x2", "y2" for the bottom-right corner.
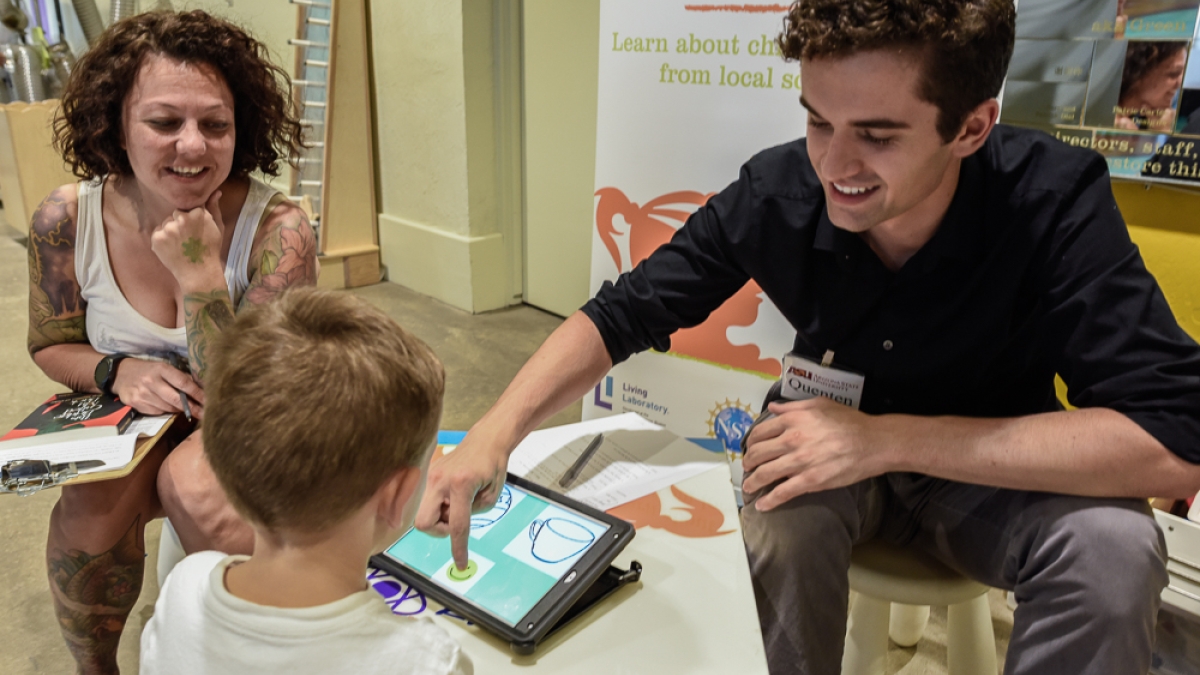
[{"x1": 368, "y1": 464, "x2": 768, "y2": 673}]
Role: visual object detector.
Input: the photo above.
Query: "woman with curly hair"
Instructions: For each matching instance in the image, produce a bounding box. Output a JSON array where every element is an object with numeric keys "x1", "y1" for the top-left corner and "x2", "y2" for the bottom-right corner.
[
  {"x1": 1116, "y1": 40, "x2": 1187, "y2": 131},
  {"x1": 26, "y1": 10, "x2": 315, "y2": 673}
]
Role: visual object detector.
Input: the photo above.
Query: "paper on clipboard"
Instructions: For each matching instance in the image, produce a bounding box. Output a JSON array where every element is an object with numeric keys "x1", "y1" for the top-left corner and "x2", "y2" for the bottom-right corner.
[
  {"x1": 0, "y1": 434, "x2": 138, "y2": 476},
  {"x1": 0, "y1": 414, "x2": 172, "y2": 481},
  {"x1": 506, "y1": 413, "x2": 723, "y2": 510},
  {"x1": 123, "y1": 415, "x2": 172, "y2": 438}
]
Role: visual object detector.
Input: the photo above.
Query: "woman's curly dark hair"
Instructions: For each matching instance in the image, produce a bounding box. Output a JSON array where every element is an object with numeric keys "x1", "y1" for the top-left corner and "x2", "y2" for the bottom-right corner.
[
  {"x1": 777, "y1": 0, "x2": 1016, "y2": 142},
  {"x1": 1120, "y1": 41, "x2": 1187, "y2": 104},
  {"x1": 53, "y1": 10, "x2": 304, "y2": 180}
]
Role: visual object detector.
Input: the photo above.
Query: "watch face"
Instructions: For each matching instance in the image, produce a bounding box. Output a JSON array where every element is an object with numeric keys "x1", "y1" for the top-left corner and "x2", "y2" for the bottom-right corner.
[
  {"x1": 95, "y1": 356, "x2": 114, "y2": 389},
  {"x1": 95, "y1": 354, "x2": 124, "y2": 393}
]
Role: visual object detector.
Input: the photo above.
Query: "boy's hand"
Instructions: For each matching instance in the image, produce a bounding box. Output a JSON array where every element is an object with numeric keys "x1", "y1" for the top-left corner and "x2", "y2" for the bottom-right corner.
[{"x1": 416, "y1": 436, "x2": 509, "y2": 570}]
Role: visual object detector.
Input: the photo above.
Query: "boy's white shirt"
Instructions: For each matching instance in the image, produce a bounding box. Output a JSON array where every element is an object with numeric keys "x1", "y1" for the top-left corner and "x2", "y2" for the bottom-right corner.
[{"x1": 140, "y1": 551, "x2": 473, "y2": 675}]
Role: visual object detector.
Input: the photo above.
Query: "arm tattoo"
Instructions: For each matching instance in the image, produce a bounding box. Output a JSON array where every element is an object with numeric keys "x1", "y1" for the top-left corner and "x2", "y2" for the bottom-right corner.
[
  {"x1": 27, "y1": 191, "x2": 87, "y2": 354},
  {"x1": 184, "y1": 289, "x2": 236, "y2": 385},
  {"x1": 241, "y1": 209, "x2": 318, "y2": 308},
  {"x1": 47, "y1": 516, "x2": 144, "y2": 674}
]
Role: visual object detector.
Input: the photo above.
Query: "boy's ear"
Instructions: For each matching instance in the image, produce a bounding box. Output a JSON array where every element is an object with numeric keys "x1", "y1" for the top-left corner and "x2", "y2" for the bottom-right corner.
[{"x1": 377, "y1": 465, "x2": 424, "y2": 529}]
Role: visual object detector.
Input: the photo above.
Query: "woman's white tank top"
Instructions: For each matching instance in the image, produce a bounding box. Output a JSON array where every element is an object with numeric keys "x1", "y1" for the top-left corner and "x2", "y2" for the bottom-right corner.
[{"x1": 73, "y1": 177, "x2": 277, "y2": 359}]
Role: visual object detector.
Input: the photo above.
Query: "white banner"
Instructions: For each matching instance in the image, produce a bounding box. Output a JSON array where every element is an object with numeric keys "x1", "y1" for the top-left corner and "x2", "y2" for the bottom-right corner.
[{"x1": 586, "y1": 1, "x2": 807, "y2": 459}]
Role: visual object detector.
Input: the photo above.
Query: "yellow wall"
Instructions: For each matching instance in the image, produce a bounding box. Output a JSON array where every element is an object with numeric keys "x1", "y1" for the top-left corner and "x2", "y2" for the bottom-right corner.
[
  {"x1": 1057, "y1": 182, "x2": 1200, "y2": 407},
  {"x1": 1115, "y1": 182, "x2": 1200, "y2": 343}
]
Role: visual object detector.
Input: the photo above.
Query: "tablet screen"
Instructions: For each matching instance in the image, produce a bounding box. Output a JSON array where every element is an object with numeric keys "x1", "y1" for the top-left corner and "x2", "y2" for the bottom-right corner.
[{"x1": 384, "y1": 483, "x2": 612, "y2": 625}]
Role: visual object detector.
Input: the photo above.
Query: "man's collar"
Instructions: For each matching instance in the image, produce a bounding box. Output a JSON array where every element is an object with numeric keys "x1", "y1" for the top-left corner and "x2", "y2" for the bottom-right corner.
[
  {"x1": 813, "y1": 207, "x2": 848, "y2": 253},
  {"x1": 911, "y1": 153, "x2": 986, "y2": 267}
]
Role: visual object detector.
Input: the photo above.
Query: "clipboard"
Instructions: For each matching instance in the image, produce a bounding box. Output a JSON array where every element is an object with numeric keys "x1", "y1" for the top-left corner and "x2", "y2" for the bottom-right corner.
[{"x1": 0, "y1": 410, "x2": 182, "y2": 494}]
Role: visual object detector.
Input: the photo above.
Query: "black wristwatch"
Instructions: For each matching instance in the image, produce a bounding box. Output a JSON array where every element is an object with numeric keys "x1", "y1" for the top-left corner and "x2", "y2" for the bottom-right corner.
[{"x1": 94, "y1": 353, "x2": 131, "y2": 397}]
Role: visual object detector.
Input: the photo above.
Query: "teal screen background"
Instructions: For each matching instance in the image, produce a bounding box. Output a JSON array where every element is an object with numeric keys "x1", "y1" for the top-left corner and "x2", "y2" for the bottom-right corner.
[{"x1": 385, "y1": 485, "x2": 610, "y2": 625}]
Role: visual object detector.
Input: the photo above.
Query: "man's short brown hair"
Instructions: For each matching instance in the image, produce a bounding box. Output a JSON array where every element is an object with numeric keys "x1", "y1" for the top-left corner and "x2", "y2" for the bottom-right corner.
[
  {"x1": 778, "y1": 0, "x2": 1016, "y2": 142},
  {"x1": 204, "y1": 288, "x2": 445, "y2": 533}
]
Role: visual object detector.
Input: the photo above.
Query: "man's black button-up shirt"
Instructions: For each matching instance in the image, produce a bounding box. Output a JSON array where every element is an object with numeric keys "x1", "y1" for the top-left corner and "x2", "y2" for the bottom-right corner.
[{"x1": 581, "y1": 124, "x2": 1200, "y2": 463}]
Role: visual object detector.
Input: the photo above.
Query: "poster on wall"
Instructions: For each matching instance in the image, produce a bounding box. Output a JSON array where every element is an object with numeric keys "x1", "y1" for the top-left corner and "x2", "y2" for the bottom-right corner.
[
  {"x1": 1002, "y1": 0, "x2": 1200, "y2": 183},
  {"x1": 585, "y1": 2, "x2": 804, "y2": 464}
]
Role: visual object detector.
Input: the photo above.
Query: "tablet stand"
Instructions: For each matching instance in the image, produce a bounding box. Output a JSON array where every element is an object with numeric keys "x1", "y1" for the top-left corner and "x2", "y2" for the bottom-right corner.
[{"x1": 511, "y1": 560, "x2": 643, "y2": 655}]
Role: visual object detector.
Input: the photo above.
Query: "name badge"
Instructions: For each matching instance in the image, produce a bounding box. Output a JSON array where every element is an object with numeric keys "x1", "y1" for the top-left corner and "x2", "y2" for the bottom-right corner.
[{"x1": 780, "y1": 351, "x2": 864, "y2": 410}]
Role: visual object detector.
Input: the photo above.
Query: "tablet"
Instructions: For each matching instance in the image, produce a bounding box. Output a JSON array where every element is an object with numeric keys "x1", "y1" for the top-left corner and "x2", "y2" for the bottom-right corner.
[{"x1": 371, "y1": 473, "x2": 637, "y2": 653}]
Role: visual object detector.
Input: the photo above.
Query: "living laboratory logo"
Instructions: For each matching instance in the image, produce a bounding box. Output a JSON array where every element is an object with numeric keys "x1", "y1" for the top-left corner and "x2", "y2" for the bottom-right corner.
[{"x1": 593, "y1": 375, "x2": 615, "y2": 411}]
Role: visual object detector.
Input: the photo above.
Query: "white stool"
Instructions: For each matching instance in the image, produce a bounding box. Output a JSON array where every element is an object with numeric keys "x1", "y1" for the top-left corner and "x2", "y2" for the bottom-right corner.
[
  {"x1": 156, "y1": 518, "x2": 187, "y2": 585},
  {"x1": 841, "y1": 540, "x2": 998, "y2": 675}
]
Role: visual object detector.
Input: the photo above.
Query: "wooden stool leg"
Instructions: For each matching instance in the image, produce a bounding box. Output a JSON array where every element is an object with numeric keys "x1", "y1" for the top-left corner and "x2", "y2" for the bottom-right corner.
[
  {"x1": 842, "y1": 594, "x2": 890, "y2": 675},
  {"x1": 946, "y1": 593, "x2": 998, "y2": 675},
  {"x1": 888, "y1": 603, "x2": 930, "y2": 648}
]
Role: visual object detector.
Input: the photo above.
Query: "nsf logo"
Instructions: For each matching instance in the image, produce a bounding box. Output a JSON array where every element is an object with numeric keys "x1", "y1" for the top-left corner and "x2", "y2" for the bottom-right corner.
[{"x1": 706, "y1": 398, "x2": 755, "y2": 458}]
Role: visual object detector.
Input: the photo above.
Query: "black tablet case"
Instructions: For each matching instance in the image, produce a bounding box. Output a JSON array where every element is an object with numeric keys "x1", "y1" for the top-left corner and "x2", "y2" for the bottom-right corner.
[{"x1": 370, "y1": 473, "x2": 640, "y2": 654}]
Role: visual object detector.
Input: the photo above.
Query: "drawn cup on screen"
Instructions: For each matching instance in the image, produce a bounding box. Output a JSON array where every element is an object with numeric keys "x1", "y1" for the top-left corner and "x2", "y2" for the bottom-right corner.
[
  {"x1": 471, "y1": 485, "x2": 513, "y2": 529},
  {"x1": 528, "y1": 518, "x2": 595, "y2": 564}
]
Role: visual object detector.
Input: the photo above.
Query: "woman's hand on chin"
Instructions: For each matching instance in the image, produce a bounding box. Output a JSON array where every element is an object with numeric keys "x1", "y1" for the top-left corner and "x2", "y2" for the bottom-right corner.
[{"x1": 151, "y1": 190, "x2": 228, "y2": 292}]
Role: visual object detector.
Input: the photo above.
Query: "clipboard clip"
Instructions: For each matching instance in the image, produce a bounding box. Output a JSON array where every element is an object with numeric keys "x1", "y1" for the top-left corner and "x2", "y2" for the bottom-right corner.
[{"x1": 1, "y1": 458, "x2": 105, "y2": 496}]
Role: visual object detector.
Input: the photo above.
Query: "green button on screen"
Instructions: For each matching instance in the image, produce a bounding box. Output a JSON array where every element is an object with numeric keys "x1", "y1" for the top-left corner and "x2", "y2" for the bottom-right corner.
[{"x1": 446, "y1": 559, "x2": 478, "y2": 581}]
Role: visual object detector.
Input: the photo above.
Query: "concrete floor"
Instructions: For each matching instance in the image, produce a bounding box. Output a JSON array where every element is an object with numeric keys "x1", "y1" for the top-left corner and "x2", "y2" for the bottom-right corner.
[{"x1": 0, "y1": 225, "x2": 1013, "y2": 673}]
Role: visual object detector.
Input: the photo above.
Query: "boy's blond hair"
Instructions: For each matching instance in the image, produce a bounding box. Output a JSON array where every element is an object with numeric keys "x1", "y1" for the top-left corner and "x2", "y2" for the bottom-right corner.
[{"x1": 203, "y1": 287, "x2": 445, "y2": 533}]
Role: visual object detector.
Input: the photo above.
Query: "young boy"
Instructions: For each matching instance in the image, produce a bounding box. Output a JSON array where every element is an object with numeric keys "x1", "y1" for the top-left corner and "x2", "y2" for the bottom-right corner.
[{"x1": 140, "y1": 288, "x2": 472, "y2": 674}]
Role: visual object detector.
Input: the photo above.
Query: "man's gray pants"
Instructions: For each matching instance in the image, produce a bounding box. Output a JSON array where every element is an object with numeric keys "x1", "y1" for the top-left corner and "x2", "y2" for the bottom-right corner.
[{"x1": 742, "y1": 473, "x2": 1168, "y2": 675}]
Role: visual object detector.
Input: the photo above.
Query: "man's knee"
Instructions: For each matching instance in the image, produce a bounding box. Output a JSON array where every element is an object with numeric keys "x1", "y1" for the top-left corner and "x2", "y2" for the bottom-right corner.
[
  {"x1": 1022, "y1": 498, "x2": 1166, "y2": 621},
  {"x1": 744, "y1": 480, "x2": 879, "y2": 562}
]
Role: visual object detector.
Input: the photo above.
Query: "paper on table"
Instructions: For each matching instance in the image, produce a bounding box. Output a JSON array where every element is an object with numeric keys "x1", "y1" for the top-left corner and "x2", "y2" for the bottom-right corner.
[
  {"x1": 123, "y1": 415, "x2": 172, "y2": 438},
  {"x1": 0, "y1": 434, "x2": 138, "y2": 475},
  {"x1": 507, "y1": 413, "x2": 723, "y2": 510}
]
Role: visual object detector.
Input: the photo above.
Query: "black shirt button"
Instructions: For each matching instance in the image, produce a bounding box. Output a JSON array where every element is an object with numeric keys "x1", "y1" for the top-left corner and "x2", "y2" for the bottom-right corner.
[{"x1": 882, "y1": 340, "x2": 894, "y2": 351}]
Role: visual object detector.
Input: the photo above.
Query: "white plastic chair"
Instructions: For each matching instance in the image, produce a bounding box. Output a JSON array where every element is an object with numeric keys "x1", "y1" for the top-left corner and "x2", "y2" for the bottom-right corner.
[
  {"x1": 841, "y1": 540, "x2": 998, "y2": 675},
  {"x1": 155, "y1": 518, "x2": 187, "y2": 585}
]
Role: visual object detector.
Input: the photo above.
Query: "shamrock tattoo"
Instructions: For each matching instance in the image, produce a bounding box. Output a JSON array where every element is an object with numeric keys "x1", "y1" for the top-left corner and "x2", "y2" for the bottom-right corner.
[{"x1": 182, "y1": 237, "x2": 208, "y2": 264}]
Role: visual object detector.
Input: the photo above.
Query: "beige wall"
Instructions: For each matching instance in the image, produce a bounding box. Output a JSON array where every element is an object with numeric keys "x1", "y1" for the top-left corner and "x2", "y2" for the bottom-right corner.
[
  {"x1": 91, "y1": 1, "x2": 297, "y2": 66},
  {"x1": 522, "y1": 0, "x2": 599, "y2": 317},
  {"x1": 369, "y1": 0, "x2": 519, "y2": 313},
  {"x1": 463, "y1": 0, "x2": 498, "y2": 241},
  {"x1": 371, "y1": 1, "x2": 470, "y2": 236}
]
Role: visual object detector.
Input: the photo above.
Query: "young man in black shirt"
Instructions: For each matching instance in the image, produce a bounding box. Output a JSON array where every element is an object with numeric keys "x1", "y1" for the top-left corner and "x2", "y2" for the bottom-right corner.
[{"x1": 417, "y1": 1, "x2": 1200, "y2": 672}]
